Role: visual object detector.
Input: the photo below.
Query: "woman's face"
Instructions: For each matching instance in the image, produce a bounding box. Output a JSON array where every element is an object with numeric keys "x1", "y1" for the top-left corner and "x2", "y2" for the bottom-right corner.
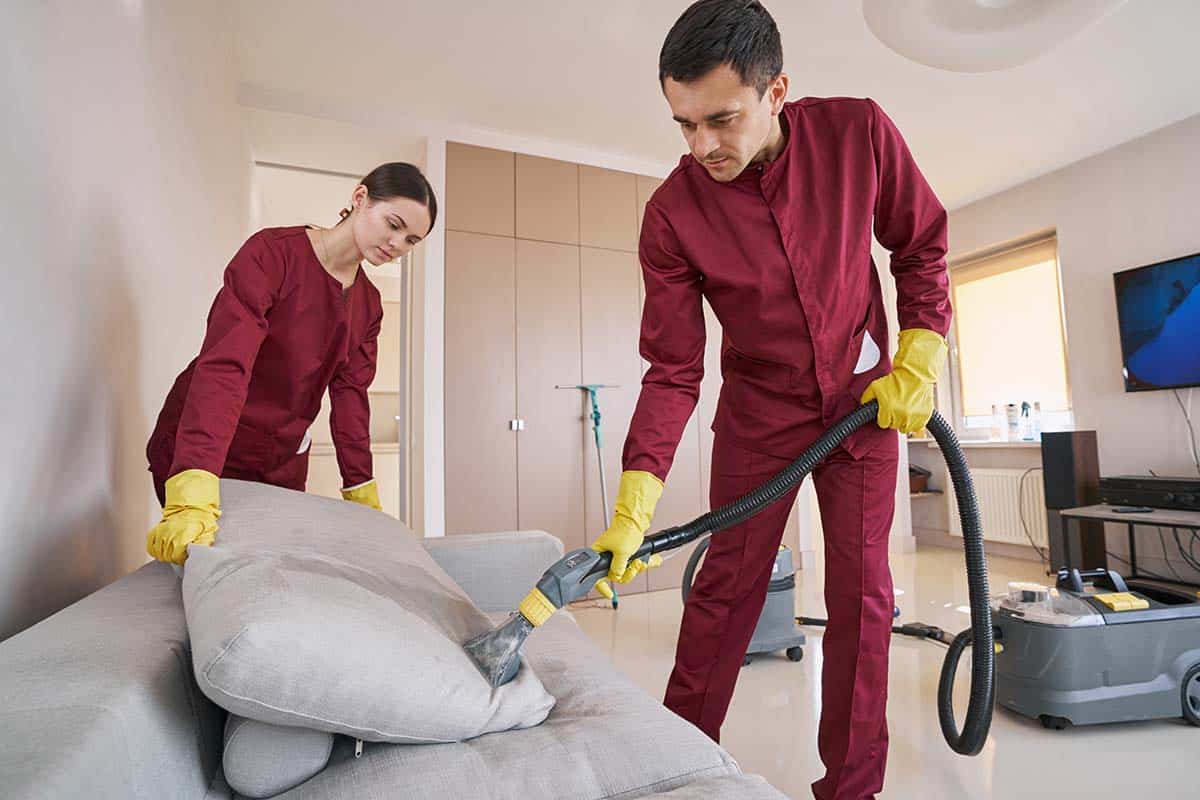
[{"x1": 350, "y1": 186, "x2": 433, "y2": 266}]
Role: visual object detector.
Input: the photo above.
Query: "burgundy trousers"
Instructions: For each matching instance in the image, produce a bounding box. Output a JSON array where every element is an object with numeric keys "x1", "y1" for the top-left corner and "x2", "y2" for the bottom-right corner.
[{"x1": 663, "y1": 435, "x2": 899, "y2": 800}]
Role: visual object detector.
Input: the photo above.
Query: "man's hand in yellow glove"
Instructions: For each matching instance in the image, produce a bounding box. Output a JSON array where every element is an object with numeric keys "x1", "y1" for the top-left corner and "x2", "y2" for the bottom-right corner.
[
  {"x1": 595, "y1": 554, "x2": 663, "y2": 601},
  {"x1": 591, "y1": 470, "x2": 665, "y2": 598},
  {"x1": 860, "y1": 328, "x2": 948, "y2": 435},
  {"x1": 147, "y1": 469, "x2": 220, "y2": 565},
  {"x1": 341, "y1": 479, "x2": 383, "y2": 511}
]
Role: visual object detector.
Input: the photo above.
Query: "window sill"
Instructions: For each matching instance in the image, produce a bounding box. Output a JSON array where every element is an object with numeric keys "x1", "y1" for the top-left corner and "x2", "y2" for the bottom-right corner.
[{"x1": 929, "y1": 440, "x2": 1041, "y2": 449}]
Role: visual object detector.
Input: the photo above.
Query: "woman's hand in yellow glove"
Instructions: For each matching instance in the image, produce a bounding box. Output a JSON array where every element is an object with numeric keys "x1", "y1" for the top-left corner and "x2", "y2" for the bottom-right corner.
[
  {"x1": 341, "y1": 479, "x2": 383, "y2": 511},
  {"x1": 860, "y1": 328, "x2": 948, "y2": 435},
  {"x1": 147, "y1": 469, "x2": 220, "y2": 565}
]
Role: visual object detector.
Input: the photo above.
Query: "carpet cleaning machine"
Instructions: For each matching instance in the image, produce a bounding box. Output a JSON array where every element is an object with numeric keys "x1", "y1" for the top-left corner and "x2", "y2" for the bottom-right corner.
[
  {"x1": 993, "y1": 567, "x2": 1200, "y2": 729},
  {"x1": 464, "y1": 400, "x2": 1200, "y2": 756}
]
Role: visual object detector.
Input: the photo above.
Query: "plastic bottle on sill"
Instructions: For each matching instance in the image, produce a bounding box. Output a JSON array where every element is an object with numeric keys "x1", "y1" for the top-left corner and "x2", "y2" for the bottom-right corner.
[
  {"x1": 1019, "y1": 401, "x2": 1033, "y2": 441},
  {"x1": 1005, "y1": 403, "x2": 1019, "y2": 441},
  {"x1": 1032, "y1": 401, "x2": 1043, "y2": 440},
  {"x1": 990, "y1": 403, "x2": 1005, "y2": 440}
]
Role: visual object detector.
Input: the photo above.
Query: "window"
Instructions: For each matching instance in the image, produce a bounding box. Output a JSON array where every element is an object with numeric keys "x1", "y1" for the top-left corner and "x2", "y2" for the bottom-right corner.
[{"x1": 948, "y1": 234, "x2": 1072, "y2": 432}]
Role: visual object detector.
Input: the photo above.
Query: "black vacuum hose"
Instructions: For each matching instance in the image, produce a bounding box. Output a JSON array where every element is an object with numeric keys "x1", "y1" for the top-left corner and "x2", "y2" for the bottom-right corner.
[
  {"x1": 604, "y1": 401, "x2": 994, "y2": 756},
  {"x1": 925, "y1": 410, "x2": 995, "y2": 755}
]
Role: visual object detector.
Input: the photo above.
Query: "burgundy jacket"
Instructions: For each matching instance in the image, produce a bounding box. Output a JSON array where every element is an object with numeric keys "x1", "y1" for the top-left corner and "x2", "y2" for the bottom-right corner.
[
  {"x1": 624, "y1": 97, "x2": 951, "y2": 481},
  {"x1": 148, "y1": 226, "x2": 382, "y2": 490}
]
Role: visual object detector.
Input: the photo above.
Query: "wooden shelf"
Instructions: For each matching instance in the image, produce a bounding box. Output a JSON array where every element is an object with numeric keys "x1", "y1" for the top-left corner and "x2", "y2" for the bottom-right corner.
[{"x1": 909, "y1": 490, "x2": 944, "y2": 499}]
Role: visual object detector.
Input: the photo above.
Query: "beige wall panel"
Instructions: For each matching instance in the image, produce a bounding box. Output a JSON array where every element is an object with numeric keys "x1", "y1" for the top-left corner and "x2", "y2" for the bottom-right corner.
[
  {"x1": 579, "y1": 247, "x2": 647, "y2": 595},
  {"x1": 697, "y1": 299, "x2": 722, "y2": 505},
  {"x1": 515, "y1": 240, "x2": 586, "y2": 552},
  {"x1": 636, "y1": 175, "x2": 663, "y2": 239},
  {"x1": 445, "y1": 231, "x2": 519, "y2": 533},
  {"x1": 306, "y1": 446, "x2": 401, "y2": 519},
  {"x1": 516, "y1": 154, "x2": 579, "y2": 245},
  {"x1": 374, "y1": 300, "x2": 403, "y2": 391},
  {"x1": 648, "y1": 413, "x2": 706, "y2": 592},
  {"x1": 580, "y1": 166, "x2": 637, "y2": 252},
  {"x1": 446, "y1": 142, "x2": 515, "y2": 237}
]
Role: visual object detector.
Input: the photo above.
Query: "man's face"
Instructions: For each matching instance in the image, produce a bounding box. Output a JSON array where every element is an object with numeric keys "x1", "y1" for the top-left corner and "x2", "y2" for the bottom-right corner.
[{"x1": 662, "y1": 63, "x2": 787, "y2": 183}]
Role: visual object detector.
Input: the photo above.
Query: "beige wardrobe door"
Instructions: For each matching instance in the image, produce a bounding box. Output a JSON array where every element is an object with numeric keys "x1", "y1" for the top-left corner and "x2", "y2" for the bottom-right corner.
[
  {"x1": 444, "y1": 231, "x2": 519, "y2": 534},
  {"x1": 516, "y1": 155, "x2": 579, "y2": 245},
  {"x1": 631, "y1": 176, "x2": 705, "y2": 592},
  {"x1": 647, "y1": 414, "x2": 705, "y2": 592},
  {"x1": 445, "y1": 143, "x2": 515, "y2": 237},
  {"x1": 579, "y1": 246, "x2": 647, "y2": 595},
  {"x1": 697, "y1": 299, "x2": 723, "y2": 511},
  {"x1": 635, "y1": 175, "x2": 662, "y2": 238},
  {"x1": 580, "y1": 166, "x2": 637, "y2": 252},
  {"x1": 515, "y1": 239, "x2": 585, "y2": 552}
]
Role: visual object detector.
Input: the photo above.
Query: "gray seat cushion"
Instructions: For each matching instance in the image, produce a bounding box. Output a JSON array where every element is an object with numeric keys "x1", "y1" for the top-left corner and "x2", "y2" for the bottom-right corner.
[
  {"x1": 182, "y1": 480, "x2": 554, "y2": 743},
  {"x1": 268, "y1": 615, "x2": 743, "y2": 800},
  {"x1": 221, "y1": 715, "x2": 333, "y2": 798}
]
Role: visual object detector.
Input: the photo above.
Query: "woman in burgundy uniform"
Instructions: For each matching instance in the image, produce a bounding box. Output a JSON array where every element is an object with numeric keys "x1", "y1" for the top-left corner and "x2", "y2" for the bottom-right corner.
[{"x1": 146, "y1": 163, "x2": 436, "y2": 565}]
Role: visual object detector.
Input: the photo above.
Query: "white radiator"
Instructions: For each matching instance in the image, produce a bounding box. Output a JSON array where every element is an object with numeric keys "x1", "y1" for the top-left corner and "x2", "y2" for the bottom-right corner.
[{"x1": 948, "y1": 468, "x2": 1048, "y2": 549}]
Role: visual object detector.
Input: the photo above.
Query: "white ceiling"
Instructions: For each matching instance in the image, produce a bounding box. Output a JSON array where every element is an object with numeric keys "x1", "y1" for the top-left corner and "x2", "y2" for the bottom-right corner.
[{"x1": 234, "y1": 1, "x2": 1200, "y2": 209}]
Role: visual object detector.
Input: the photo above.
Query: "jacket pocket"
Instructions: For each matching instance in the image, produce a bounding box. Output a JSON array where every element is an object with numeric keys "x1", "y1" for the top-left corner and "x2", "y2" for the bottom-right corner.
[{"x1": 721, "y1": 346, "x2": 797, "y2": 388}]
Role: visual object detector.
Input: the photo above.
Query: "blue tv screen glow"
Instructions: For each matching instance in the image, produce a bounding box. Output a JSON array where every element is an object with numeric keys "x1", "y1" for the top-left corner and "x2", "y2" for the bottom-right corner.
[{"x1": 1113, "y1": 250, "x2": 1200, "y2": 392}]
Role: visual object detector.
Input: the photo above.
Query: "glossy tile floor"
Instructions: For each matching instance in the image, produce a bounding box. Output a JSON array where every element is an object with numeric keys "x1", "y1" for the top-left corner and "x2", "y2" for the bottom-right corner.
[{"x1": 572, "y1": 545, "x2": 1196, "y2": 799}]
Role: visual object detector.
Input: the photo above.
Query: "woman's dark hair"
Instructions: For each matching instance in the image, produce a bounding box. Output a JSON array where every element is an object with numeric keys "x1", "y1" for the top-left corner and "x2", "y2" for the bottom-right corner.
[
  {"x1": 340, "y1": 162, "x2": 438, "y2": 235},
  {"x1": 659, "y1": 0, "x2": 782, "y2": 97}
]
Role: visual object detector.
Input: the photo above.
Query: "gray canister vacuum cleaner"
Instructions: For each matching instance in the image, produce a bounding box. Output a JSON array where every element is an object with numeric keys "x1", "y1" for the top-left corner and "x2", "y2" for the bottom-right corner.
[
  {"x1": 682, "y1": 538, "x2": 807, "y2": 666},
  {"x1": 465, "y1": 401, "x2": 997, "y2": 756}
]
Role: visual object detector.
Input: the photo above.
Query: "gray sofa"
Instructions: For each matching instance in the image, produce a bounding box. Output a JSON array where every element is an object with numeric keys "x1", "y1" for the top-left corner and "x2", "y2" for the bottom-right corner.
[{"x1": 1, "y1": 529, "x2": 788, "y2": 799}]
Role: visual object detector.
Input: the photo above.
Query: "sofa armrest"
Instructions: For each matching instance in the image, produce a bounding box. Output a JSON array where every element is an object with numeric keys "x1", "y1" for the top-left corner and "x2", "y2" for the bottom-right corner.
[
  {"x1": 0, "y1": 562, "x2": 224, "y2": 800},
  {"x1": 422, "y1": 531, "x2": 564, "y2": 612}
]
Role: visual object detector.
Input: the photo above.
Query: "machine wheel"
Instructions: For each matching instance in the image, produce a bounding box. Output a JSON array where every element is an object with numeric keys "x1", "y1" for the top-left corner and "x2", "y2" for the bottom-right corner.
[
  {"x1": 742, "y1": 655, "x2": 753, "y2": 667},
  {"x1": 1183, "y1": 664, "x2": 1200, "y2": 727},
  {"x1": 786, "y1": 646, "x2": 804, "y2": 662},
  {"x1": 1039, "y1": 715, "x2": 1072, "y2": 730}
]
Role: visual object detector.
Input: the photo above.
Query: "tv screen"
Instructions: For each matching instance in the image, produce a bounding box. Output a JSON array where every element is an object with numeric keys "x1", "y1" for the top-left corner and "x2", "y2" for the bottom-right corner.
[{"x1": 1114, "y1": 250, "x2": 1200, "y2": 392}]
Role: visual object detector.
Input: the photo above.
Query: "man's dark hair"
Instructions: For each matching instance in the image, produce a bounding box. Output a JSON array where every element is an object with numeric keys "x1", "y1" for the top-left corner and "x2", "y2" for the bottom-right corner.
[{"x1": 659, "y1": 0, "x2": 783, "y2": 96}]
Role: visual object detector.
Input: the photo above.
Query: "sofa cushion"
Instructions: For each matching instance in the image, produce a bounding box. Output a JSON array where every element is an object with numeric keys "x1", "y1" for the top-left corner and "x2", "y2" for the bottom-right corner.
[
  {"x1": 268, "y1": 614, "x2": 742, "y2": 800},
  {"x1": 221, "y1": 715, "x2": 333, "y2": 799},
  {"x1": 181, "y1": 480, "x2": 554, "y2": 744}
]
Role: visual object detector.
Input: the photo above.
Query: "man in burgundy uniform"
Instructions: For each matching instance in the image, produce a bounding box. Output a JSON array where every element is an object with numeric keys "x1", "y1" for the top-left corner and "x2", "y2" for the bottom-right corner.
[{"x1": 589, "y1": 4, "x2": 951, "y2": 798}]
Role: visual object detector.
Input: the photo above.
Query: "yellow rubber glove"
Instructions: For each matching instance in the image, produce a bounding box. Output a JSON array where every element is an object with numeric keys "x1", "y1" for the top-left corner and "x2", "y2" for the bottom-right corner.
[
  {"x1": 147, "y1": 469, "x2": 220, "y2": 565},
  {"x1": 860, "y1": 328, "x2": 948, "y2": 434},
  {"x1": 591, "y1": 470, "x2": 664, "y2": 594},
  {"x1": 341, "y1": 479, "x2": 383, "y2": 511}
]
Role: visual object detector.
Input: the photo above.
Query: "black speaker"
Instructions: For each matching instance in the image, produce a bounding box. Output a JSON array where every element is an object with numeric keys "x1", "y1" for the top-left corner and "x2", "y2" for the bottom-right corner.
[{"x1": 1040, "y1": 431, "x2": 1106, "y2": 570}]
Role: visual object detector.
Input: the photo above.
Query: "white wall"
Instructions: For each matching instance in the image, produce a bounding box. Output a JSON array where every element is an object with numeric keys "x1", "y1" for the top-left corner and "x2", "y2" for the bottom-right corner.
[
  {"x1": 949, "y1": 112, "x2": 1200, "y2": 580},
  {"x1": 0, "y1": 1, "x2": 250, "y2": 640}
]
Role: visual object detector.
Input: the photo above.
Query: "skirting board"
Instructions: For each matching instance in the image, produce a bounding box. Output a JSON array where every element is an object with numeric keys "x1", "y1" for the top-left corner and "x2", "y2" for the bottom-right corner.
[{"x1": 914, "y1": 527, "x2": 1048, "y2": 566}]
